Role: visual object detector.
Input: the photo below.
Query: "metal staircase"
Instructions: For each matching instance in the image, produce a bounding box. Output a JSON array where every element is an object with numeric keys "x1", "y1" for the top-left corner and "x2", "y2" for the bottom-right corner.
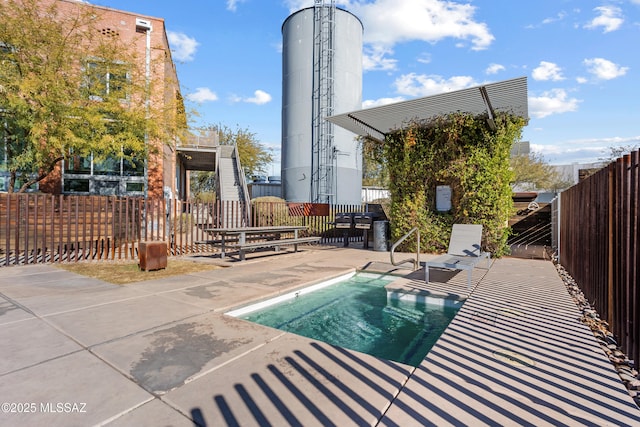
[{"x1": 216, "y1": 145, "x2": 250, "y2": 227}]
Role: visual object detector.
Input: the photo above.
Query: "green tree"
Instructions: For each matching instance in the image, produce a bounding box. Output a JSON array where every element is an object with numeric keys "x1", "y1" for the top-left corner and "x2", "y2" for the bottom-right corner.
[
  {"x1": 361, "y1": 136, "x2": 389, "y2": 187},
  {"x1": 190, "y1": 124, "x2": 273, "y2": 197},
  {"x1": 190, "y1": 173, "x2": 217, "y2": 202},
  {"x1": 0, "y1": 0, "x2": 181, "y2": 192},
  {"x1": 218, "y1": 124, "x2": 273, "y2": 177},
  {"x1": 510, "y1": 152, "x2": 572, "y2": 191}
]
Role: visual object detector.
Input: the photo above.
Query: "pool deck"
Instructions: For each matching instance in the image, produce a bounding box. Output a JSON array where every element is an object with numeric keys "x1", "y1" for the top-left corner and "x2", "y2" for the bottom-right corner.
[{"x1": 0, "y1": 244, "x2": 638, "y2": 426}]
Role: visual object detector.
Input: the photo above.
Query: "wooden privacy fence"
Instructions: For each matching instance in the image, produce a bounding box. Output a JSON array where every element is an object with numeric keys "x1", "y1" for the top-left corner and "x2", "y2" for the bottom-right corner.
[
  {"x1": 559, "y1": 150, "x2": 639, "y2": 365},
  {"x1": 0, "y1": 194, "x2": 365, "y2": 266}
]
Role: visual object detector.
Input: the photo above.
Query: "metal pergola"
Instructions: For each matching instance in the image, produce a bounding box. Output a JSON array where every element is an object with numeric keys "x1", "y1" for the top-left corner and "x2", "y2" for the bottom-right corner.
[{"x1": 327, "y1": 76, "x2": 529, "y2": 141}]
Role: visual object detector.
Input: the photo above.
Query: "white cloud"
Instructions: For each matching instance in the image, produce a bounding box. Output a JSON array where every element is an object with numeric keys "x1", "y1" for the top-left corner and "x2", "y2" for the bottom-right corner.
[
  {"x1": 246, "y1": 90, "x2": 273, "y2": 105},
  {"x1": 393, "y1": 73, "x2": 478, "y2": 97},
  {"x1": 531, "y1": 144, "x2": 609, "y2": 165},
  {"x1": 542, "y1": 12, "x2": 567, "y2": 25},
  {"x1": 284, "y1": 0, "x2": 493, "y2": 72},
  {"x1": 537, "y1": 135, "x2": 640, "y2": 149},
  {"x1": 186, "y1": 87, "x2": 218, "y2": 103},
  {"x1": 486, "y1": 63, "x2": 505, "y2": 75},
  {"x1": 525, "y1": 11, "x2": 569, "y2": 29},
  {"x1": 351, "y1": 0, "x2": 493, "y2": 51},
  {"x1": 417, "y1": 53, "x2": 432, "y2": 64},
  {"x1": 532, "y1": 135, "x2": 640, "y2": 165},
  {"x1": 167, "y1": 31, "x2": 199, "y2": 62},
  {"x1": 230, "y1": 90, "x2": 273, "y2": 105},
  {"x1": 363, "y1": 45, "x2": 397, "y2": 71},
  {"x1": 585, "y1": 6, "x2": 624, "y2": 33},
  {"x1": 572, "y1": 136, "x2": 640, "y2": 147},
  {"x1": 532, "y1": 61, "x2": 565, "y2": 81},
  {"x1": 226, "y1": 0, "x2": 246, "y2": 12},
  {"x1": 382, "y1": 1, "x2": 491, "y2": 49},
  {"x1": 284, "y1": 0, "x2": 315, "y2": 12},
  {"x1": 583, "y1": 57, "x2": 629, "y2": 80},
  {"x1": 529, "y1": 88, "x2": 580, "y2": 118},
  {"x1": 362, "y1": 96, "x2": 406, "y2": 108}
]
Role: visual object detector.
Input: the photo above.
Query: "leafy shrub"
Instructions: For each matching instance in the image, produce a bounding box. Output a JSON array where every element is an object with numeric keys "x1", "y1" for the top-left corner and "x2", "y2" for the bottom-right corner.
[
  {"x1": 372, "y1": 112, "x2": 525, "y2": 256},
  {"x1": 251, "y1": 196, "x2": 292, "y2": 227}
]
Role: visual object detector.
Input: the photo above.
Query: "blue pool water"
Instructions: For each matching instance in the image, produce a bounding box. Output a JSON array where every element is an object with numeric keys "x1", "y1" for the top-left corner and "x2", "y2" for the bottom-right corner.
[{"x1": 233, "y1": 273, "x2": 460, "y2": 367}]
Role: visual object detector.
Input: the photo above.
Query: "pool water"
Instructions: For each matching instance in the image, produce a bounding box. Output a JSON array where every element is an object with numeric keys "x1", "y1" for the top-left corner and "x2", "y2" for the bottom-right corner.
[{"x1": 235, "y1": 273, "x2": 460, "y2": 367}]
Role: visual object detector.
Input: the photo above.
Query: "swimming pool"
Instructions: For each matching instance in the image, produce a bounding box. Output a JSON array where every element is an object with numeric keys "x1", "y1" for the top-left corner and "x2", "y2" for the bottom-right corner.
[{"x1": 228, "y1": 272, "x2": 460, "y2": 367}]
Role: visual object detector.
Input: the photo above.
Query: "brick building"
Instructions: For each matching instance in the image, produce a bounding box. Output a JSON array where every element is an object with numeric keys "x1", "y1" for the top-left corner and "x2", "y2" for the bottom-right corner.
[{"x1": 1, "y1": 0, "x2": 190, "y2": 199}]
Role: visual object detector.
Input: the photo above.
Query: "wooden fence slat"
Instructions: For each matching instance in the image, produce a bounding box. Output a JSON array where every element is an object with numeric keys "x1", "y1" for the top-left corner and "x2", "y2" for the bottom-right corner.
[
  {"x1": 25, "y1": 194, "x2": 31, "y2": 264},
  {"x1": 632, "y1": 151, "x2": 640, "y2": 365},
  {"x1": 12, "y1": 195, "x2": 18, "y2": 265},
  {"x1": 4, "y1": 194, "x2": 9, "y2": 266}
]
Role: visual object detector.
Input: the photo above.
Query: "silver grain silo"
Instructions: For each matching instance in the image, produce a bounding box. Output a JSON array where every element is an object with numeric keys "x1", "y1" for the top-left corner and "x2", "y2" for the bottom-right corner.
[{"x1": 281, "y1": 2, "x2": 363, "y2": 205}]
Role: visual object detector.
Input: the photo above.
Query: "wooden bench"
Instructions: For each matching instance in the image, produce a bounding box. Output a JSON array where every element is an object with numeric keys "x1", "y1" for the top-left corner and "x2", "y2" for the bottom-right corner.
[{"x1": 226, "y1": 236, "x2": 322, "y2": 260}]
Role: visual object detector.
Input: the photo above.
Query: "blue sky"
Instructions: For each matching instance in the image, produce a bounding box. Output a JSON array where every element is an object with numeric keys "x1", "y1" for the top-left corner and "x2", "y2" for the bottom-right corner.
[{"x1": 95, "y1": 0, "x2": 640, "y2": 173}]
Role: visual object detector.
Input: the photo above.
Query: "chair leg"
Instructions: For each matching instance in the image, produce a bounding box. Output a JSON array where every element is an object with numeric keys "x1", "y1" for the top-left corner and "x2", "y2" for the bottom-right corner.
[{"x1": 425, "y1": 265, "x2": 430, "y2": 283}]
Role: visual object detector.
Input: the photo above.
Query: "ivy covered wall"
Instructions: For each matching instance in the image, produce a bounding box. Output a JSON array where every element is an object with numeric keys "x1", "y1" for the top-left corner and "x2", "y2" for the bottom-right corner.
[{"x1": 368, "y1": 112, "x2": 526, "y2": 256}]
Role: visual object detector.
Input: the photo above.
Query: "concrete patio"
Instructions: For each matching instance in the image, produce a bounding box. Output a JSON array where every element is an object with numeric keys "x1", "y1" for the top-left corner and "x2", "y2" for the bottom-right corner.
[{"x1": 0, "y1": 245, "x2": 638, "y2": 426}]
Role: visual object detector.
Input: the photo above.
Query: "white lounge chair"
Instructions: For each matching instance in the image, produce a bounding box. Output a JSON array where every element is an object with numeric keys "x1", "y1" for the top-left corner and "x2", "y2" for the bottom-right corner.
[{"x1": 424, "y1": 224, "x2": 491, "y2": 289}]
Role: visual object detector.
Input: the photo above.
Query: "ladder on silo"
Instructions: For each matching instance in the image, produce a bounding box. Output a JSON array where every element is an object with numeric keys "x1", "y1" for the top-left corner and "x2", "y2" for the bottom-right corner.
[{"x1": 311, "y1": 0, "x2": 336, "y2": 204}]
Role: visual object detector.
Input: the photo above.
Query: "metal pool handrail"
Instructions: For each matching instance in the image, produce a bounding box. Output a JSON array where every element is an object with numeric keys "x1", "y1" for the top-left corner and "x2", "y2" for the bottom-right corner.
[{"x1": 390, "y1": 227, "x2": 420, "y2": 271}]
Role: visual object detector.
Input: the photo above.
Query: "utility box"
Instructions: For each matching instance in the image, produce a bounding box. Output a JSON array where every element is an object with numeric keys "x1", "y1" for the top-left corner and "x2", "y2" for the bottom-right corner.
[
  {"x1": 139, "y1": 241, "x2": 167, "y2": 271},
  {"x1": 436, "y1": 185, "x2": 452, "y2": 212}
]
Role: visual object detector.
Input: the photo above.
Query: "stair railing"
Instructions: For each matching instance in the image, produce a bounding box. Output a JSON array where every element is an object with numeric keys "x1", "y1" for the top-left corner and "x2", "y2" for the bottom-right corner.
[
  {"x1": 390, "y1": 227, "x2": 420, "y2": 271},
  {"x1": 214, "y1": 146, "x2": 222, "y2": 227},
  {"x1": 508, "y1": 222, "x2": 551, "y2": 246},
  {"x1": 232, "y1": 145, "x2": 251, "y2": 226}
]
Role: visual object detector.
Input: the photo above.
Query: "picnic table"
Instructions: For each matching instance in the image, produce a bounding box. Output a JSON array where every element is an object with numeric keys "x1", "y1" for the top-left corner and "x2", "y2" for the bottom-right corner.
[{"x1": 204, "y1": 226, "x2": 321, "y2": 260}]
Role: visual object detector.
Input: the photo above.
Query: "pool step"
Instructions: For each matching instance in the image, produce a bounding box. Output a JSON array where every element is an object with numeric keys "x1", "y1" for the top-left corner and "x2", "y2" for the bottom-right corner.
[{"x1": 382, "y1": 304, "x2": 425, "y2": 325}]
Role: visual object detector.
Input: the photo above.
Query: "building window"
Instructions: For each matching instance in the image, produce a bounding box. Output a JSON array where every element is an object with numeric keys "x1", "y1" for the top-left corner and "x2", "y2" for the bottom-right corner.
[
  {"x1": 93, "y1": 156, "x2": 121, "y2": 176},
  {"x1": 63, "y1": 178, "x2": 90, "y2": 193},
  {"x1": 84, "y1": 60, "x2": 129, "y2": 101},
  {"x1": 64, "y1": 152, "x2": 92, "y2": 175},
  {"x1": 62, "y1": 146, "x2": 146, "y2": 196},
  {"x1": 65, "y1": 147, "x2": 145, "y2": 178},
  {"x1": 126, "y1": 182, "x2": 144, "y2": 192},
  {"x1": 94, "y1": 180, "x2": 119, "y2": 196},
  {"x1": 123, "y1": 149, "x2": 144, "y2": 176}
]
